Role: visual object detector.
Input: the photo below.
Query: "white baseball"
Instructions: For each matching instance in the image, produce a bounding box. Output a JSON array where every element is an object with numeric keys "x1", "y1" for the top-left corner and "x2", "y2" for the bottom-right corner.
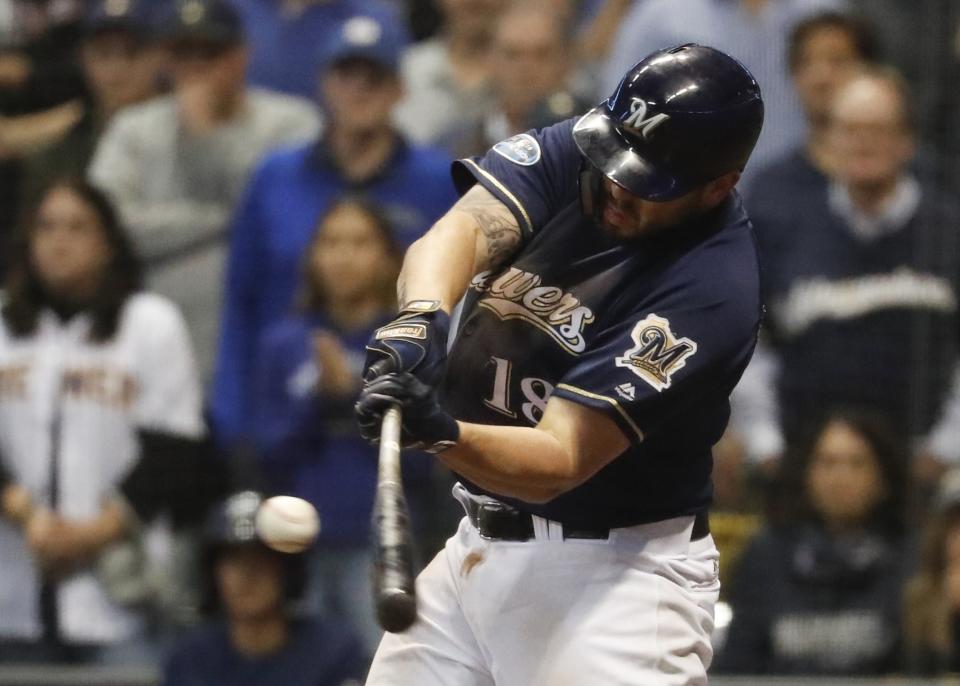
[{"x1": 255, "y1": 496, "x2": 320, "y2": 553}]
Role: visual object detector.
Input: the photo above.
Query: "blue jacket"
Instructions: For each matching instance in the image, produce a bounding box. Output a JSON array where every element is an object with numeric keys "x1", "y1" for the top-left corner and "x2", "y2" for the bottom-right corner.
[
  {"x1": 211, "y1": 139, "x2": 457, "y2": 445},
  {"x1": 249, "y1": 314, "x2": 435, "y2": 544}
]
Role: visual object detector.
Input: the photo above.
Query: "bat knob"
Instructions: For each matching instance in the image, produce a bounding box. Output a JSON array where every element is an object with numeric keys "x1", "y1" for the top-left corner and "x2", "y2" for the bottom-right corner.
[{"x1": 376, "y1": 588, "x2": 418, "y2": 633}]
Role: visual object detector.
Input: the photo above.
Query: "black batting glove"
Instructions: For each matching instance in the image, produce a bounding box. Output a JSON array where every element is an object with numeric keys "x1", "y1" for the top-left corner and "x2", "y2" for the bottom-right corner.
[
  {"x1": 355, "y1": 373, "x2": 460, "y2": 454},
  {"x1": 363, "y1": 301, "x2": 450, "y2": 385}
]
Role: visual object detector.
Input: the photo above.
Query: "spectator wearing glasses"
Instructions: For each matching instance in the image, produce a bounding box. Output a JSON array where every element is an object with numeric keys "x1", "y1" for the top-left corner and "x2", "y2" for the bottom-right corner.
[
  {"x1": 729, "y1": 11, "x2": 880, "y2": 467},
  {"x1": 732, "y1": 69, "x2": 960, "y2": 481}
]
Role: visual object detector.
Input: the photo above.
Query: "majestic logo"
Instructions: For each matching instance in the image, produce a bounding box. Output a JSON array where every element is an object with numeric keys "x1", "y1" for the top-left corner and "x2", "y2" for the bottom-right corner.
[
  {"x1": 622, "y1": 98, "x2": 670, "y2": 139},
  {"x1": 614, "y1": 383, "x2": 636, "y2": 401},
  {"x1": 615, "y1": 314, "x2": 697, "y2": 391},
  {"x1": 470, "y1": 268, "x2": 594, "y2": 353},
  {"x1": 492, "y1": 134, "x2": 542, "y2": 166}
]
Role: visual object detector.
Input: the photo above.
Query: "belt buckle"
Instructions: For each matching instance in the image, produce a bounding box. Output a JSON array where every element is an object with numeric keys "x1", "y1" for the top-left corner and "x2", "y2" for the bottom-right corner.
[
  {"x1": 562, "y1": 525, "x2": 610, "y2": 541},
  {"x1": 476, "y1": 501, "x2": 514, "y2": 541}
]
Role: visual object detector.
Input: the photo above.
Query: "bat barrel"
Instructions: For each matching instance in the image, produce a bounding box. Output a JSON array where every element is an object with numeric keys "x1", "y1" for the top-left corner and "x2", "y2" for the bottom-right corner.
[
  {"x1": 373, "y1": 404, "x2": 418, "y2": 633},
  {"x1": 376, "y1": 587, "x2": 418, "y2": 633}
]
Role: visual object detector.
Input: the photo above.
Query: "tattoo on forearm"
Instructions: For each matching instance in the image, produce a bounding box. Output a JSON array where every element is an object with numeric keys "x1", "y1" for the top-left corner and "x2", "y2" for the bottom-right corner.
[{"x1": 457, "y1": 187, "x2": 522, "y2": 272}]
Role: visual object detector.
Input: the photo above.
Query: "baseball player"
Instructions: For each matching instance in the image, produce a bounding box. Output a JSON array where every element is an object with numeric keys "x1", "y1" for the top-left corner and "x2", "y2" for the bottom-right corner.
[{"x1": 356, "y1": 44, "x2": 764, "y2": 685}]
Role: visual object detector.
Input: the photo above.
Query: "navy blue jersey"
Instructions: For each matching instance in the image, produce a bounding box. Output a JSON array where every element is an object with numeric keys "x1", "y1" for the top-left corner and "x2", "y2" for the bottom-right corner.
[
  {"x1": 756, "y1": 183, "x2": 960, "y2": 441},
  {"x1": 162, "y1": 618, "x2": 366, "y2": 686},
  {"x1": 442, "y1": 118, "x2": 762, "y2": 528}
]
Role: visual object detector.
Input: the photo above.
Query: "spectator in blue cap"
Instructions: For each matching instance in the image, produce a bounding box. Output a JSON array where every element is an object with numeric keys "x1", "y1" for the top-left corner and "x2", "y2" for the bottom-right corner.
[
  {"x1": 314, "y1": 11, "x2": 409, "y2": 74},
  {"x1": 19, "y1": 0, "x2": 166, "y2": 208},
  {"x1": 88, "y1": 0, "x2": 320, "y2": 382},
  {"x1": 211, "y1": 10, "x2": 457, "y2": 473}
]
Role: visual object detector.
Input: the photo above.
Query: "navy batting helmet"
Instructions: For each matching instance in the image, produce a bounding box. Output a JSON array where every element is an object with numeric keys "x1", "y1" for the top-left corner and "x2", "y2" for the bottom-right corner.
[{"x1": 573, "y1": 44, "x2": 764, "y2": 202}]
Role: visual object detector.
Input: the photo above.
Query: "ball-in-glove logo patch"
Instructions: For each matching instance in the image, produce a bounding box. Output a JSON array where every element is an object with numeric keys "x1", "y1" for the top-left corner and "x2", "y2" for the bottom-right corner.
[
  {"x1": 493, "y1": 134, "x2": 541, "y2": 166},
  {"x1": 615, "y1": 314, "x2": 697, "y2": 392}
]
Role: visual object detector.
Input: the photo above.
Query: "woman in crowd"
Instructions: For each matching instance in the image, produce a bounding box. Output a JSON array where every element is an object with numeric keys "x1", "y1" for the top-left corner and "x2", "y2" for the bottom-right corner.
[
  {"x1": 249, "y1": 198, "x2": 444, "y2": 656},
  {"x1": 0, "y1": 179, "x2": 205, "y2": 663},
  {"x1": 715, "y1": 410, "x2": 910, "y2": 675},
  {"x1": 903, "y1": 470, "x2": 960, "y2": 674}
]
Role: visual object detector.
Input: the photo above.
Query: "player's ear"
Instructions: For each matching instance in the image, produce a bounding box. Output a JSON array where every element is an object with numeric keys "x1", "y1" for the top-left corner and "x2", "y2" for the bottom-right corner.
[{"x1": 703, "y1": 171, "x2": 740, "y2": 206}]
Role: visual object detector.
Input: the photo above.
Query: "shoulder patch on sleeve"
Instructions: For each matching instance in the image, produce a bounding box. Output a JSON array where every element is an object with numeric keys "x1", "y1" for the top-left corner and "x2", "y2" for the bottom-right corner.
[
  {"x1": 615, "y1": 314, "x2": 697, "y2": 392},
  {"x1": 492, "y1": 133, "x2": 542, "y2": 166}
]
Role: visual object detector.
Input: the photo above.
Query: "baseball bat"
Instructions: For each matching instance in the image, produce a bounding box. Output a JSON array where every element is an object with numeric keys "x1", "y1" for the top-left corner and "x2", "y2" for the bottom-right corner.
[{"x1": 372, "y1": 405, "x2": 418, "y2": 632}]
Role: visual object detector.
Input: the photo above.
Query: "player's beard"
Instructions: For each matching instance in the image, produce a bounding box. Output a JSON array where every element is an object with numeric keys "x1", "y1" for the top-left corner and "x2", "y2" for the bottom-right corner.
[
  {"x1": 597, "y1": 186, "x2": 709, "y2": 241},
  {"x1": 599, "y1": 201, "x2": 637, "y2": 239},
  {"x1": 596, "y1": 188, "x2": 660, "y2": 240}
]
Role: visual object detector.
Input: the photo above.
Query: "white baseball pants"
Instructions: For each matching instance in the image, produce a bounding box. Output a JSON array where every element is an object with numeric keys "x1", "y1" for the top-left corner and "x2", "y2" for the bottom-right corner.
[{"x1": 366, "y1": 488, "x2": 720, "y2": 686}]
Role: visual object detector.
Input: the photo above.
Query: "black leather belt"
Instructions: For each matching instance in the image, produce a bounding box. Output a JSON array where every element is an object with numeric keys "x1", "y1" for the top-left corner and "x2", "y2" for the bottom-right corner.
[{"x1": 460, "y1": 496, "x2": 710, "y2": 543}]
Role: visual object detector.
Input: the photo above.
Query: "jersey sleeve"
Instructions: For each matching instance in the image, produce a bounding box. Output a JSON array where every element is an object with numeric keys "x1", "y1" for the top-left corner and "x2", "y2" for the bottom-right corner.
[
  {"x1": 451, "y1": 118, "x2": 582, "y2": 240},
  {"x1": 130, "y1": 295, "x2": 205, "y2": 438},
  {"x1": 552, "y1": 278, "x2": 759, "y2": 444}
]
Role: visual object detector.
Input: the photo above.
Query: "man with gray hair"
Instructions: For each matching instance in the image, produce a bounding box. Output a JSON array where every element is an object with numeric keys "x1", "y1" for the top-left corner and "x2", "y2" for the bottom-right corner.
[{"x1": 735, "y1": 69, "x2": 960, "y2": 479}]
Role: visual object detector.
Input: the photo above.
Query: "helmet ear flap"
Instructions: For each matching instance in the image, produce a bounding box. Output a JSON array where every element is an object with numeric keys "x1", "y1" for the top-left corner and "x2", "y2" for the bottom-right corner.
[{"x1": 578, "y1": 163, "x2": 604, "y2": 221}]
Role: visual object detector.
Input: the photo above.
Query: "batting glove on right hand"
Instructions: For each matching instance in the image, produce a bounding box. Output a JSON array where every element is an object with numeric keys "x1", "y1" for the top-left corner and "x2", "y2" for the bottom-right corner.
[
  {"x1": 363, "y1": 301, "x2": 450, "y2": 385},
  {"x1": 355, "y1": 373, "x2": 459, "y2": 454}
]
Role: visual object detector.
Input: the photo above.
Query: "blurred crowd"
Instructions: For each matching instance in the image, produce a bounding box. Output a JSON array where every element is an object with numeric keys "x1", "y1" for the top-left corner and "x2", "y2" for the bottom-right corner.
[{"x1": 0, "y1": 0, "x2": 959, "y2": 682}]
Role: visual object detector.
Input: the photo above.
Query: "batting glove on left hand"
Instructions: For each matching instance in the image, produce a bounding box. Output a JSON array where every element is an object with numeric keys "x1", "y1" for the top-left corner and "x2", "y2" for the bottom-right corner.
[
  {"x1": 363, "y1": 301, "x2": 450, "y2": 385},
  {"x1": 355, "y1": 373, "x2": 459, "y2": 454}
]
